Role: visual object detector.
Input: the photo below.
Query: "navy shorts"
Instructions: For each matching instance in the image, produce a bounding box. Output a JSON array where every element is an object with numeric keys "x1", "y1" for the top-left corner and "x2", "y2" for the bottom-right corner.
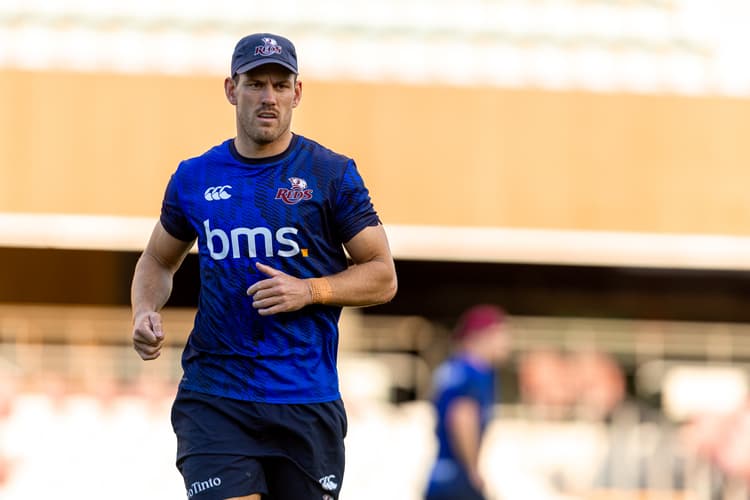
[
  {"x1": 171, "y1": 387, "x2": 347, "y2": 500},
  {"x1": 424, "y1": 459, "x2": 486, "y2": 500}
]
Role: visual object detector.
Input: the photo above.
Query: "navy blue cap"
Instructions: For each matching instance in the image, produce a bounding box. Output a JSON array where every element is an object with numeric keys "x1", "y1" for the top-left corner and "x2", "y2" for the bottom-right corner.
[{"x1": 231, "y1": 33, "x2": 298, "y2": 76}]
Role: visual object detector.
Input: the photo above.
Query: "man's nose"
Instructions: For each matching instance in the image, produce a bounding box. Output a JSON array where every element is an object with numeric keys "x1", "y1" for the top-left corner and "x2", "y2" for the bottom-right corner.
[{"x1": 260, "y1": 85, "x2": 276, "y2": 103}]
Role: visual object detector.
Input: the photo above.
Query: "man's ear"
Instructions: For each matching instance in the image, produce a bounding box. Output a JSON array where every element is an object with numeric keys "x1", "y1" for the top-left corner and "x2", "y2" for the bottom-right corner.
[
  {"x1": 225, "y1": 76, "x2": 238, "y2": 105},
  {"x1": 292, "y1": 79, "x2": 302, "y2": 108}
]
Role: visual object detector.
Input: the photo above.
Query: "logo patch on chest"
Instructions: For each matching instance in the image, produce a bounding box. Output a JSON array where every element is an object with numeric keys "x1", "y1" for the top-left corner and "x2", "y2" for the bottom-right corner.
[{"x1": 275, "y1": 177, "x2": 313, "y2": 205}]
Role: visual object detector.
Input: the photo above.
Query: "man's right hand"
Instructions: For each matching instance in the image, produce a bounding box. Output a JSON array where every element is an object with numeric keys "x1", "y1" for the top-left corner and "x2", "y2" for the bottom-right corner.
[{"x1": 132, "y1": 311, "x2": 165, "y2": 360}]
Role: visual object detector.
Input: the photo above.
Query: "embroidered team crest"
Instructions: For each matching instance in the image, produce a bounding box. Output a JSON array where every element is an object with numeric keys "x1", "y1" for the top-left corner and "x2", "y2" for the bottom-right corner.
[
  {"x1": 254, "y1": 37, "x2": 283, "y2": 57},
  {"x1": 275, "y1": 177, "x2": 313, "y2": 205}
]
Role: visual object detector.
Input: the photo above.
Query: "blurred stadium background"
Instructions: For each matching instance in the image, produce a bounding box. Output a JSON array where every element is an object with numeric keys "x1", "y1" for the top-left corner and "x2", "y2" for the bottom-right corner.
[{"x1": 3, "y1": 0, "x2": 750, "y2": 498}]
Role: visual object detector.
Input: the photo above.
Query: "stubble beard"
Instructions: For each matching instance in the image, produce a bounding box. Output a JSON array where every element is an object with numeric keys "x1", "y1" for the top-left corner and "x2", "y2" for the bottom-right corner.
[{"x1": 238, "y1": 112, "x2": 289, "y2": 147}]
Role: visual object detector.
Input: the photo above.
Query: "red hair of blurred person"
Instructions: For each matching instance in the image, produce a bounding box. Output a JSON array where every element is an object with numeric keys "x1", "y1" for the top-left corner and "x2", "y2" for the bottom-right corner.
[{"x1": 453, "y1": 304, "x2": 510, "y2": 365}]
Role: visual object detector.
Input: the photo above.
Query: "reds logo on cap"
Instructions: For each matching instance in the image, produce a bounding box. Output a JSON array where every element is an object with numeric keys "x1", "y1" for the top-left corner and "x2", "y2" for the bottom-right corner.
[
  {"x1": 254, "y1": 37, "x2": 283, "y2": 57},
  {"x1": 231, "y1": 33, "x2": 298, "y2": 75}
]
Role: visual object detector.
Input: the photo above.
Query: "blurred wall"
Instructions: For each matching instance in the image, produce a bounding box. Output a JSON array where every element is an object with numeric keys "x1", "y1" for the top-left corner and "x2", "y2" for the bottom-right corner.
[{"x1": 2, "y1": 68, "x2": 750, "y2": 234}]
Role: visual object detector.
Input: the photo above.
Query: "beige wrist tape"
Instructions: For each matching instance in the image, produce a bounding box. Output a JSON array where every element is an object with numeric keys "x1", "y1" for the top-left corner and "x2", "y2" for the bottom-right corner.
[{"x1": 308, "y1": 277, "x2": 333, "y2": 304}]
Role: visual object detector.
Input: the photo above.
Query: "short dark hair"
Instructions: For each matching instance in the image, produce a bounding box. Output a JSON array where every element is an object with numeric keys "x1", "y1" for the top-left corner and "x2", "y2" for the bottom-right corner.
[{"x1": 232, "y1": 69, "x2": 298, "y2": 85}]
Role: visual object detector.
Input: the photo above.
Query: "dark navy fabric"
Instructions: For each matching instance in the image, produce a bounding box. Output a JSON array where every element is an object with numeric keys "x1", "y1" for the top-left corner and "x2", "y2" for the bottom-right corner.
[
  {"x1": 172, "y1": 388, "x2": 346, "y2": 499},
  {"x1": 178, "y1": 455, "x2": 268, "y2": 499},
  {"x1": 425, "y1": 469, "x2": 486, "y2": 500},
  {"x1": 178, "y1": 455, "x2": 340, "y2": 500}
]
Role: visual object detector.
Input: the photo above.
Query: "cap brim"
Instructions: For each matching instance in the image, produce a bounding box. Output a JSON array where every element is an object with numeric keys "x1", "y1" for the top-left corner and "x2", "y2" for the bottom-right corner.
[{"x1": 234, "y1": 59, "x2": 298, "y2": 76}]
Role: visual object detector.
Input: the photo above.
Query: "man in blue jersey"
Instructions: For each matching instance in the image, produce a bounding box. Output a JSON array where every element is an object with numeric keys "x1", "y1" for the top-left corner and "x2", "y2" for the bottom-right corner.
[
  {"x1": 425, "y1": 305, "x2": 510, "y2": 500},
  {"x1": 130, "y1": 32, "x2": 397, "y2": 500}
]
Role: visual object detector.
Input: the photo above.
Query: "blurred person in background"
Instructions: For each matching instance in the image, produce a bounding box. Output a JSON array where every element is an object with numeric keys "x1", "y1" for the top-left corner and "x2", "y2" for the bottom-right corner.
[
  {"x1": 0, "y1": 374, "x2": 19, "y2": 492},
  {"x1": 130, "y1": 32, "x2": 397, "y2": 500},
  {"x1": 517, "y1": 349, "x2": 574, "y2": 419},
  {"x1": 715, "y1": 404, "x2": 750, "y2": 483},
  {"x1": 569, "y1": 350, "x2": 625, "y2": 421},
  {"x1": 424, "y1": 305, "x2": 510, "y2": 500},
  {"x1": 682, "y1": 404, "x2": 750, "y2": 491}
]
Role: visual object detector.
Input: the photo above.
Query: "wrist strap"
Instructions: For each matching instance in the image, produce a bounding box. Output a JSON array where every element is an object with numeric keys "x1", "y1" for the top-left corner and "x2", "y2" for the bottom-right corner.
[{"x1": 308, "y1": 277, "x2": 333, "y2": 304}]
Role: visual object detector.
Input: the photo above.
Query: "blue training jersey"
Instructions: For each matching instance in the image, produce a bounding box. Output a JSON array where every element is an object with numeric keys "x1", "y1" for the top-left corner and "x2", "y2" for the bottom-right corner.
[
  {"x1": 431, "y1": 354, "x2": 496, "y2": 466},
  {"x1": 159, "y1": 134, "x2": 380, "y2": 403}
]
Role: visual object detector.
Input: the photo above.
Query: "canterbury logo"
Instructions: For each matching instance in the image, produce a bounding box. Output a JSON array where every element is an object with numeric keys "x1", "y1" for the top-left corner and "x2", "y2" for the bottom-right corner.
[
  {"x1": 319, "y1": 475, "x2": 338, "y2": 491},
  {"x1": 204, "y1": 185, "x2": 232, "y2": 201}
]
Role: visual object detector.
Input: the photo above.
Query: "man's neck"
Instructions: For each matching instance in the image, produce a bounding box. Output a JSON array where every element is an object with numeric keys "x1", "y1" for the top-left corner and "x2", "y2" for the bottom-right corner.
[
  {"x1": 458, "y1": 347, "x2": 492, "y2": 368},
  {"x1": 233, "y1": 131, "x2": 293, "y2": 159}
]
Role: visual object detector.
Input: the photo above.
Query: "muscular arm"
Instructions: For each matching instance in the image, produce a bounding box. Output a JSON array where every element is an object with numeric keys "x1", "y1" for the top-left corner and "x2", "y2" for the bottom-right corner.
[
  {"x1": 130, "y1": 222, "x2": 195, "y2": 359},
  {"x1": 322, "y1": 223, "x2": 397, "y2": 306},
  {"x1": 447, "y1": 397, "x2": 484, "y2": 489},
  {"x1": 247, "y1": 224, "x2": 397, "y2": 314}
]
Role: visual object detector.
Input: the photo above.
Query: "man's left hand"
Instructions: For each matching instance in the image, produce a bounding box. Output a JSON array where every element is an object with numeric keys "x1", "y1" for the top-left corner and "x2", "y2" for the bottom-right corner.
[{"x1": 246, "y1": 262, "x2": 313, "y2": 315}]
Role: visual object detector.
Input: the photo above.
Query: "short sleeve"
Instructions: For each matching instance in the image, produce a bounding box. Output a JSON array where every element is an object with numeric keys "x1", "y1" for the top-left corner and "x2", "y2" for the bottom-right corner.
[
  {"x1": 159, "y1": 173, "x2": 198, "y2": 242},
  {"x1": 433, "y1": 361, "x2": 483, "y2": 404},
  {"x1": 333, "y1": 160, "x2": 381, "y2": 243}
]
